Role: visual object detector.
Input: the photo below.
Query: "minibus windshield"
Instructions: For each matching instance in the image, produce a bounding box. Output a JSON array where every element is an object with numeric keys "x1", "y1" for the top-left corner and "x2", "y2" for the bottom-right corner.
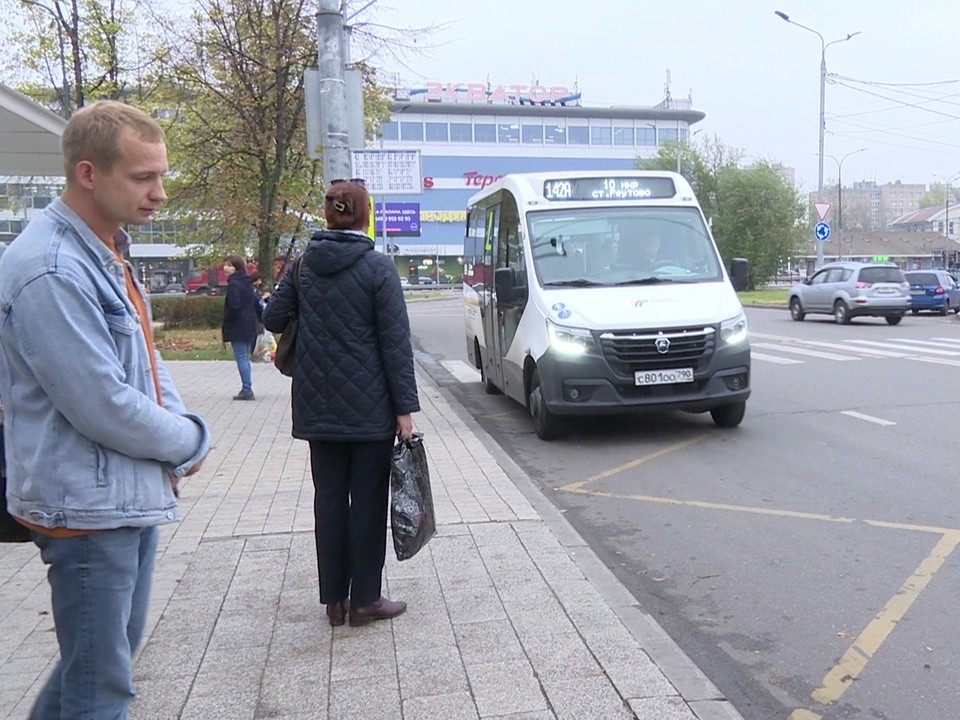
[{"x1": 528, "y1": 206, "x2": 723, "y2": 287}]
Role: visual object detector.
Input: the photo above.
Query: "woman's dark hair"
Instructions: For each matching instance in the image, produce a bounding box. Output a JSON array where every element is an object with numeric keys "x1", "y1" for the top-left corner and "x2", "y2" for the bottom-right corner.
[{"x1": 224, "y1": 255, "x2": 246, "y2": 273}]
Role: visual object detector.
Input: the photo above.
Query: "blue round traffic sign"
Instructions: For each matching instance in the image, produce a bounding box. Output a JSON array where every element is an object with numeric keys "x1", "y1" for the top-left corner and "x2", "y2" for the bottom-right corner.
[{"x1": 814, "y1": 221, "x2": 831, "y2": 241}]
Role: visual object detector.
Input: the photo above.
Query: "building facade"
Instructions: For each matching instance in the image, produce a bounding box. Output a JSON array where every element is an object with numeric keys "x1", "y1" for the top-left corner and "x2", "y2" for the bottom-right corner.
[{"x1": 372, "y1": 80, "x2": 705, "y2": 282}]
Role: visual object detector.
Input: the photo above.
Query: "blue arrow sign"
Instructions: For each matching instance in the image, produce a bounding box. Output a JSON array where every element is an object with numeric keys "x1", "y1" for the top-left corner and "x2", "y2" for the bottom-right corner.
[{"x1": 814, "y1": 221, "x2": 831, "y2": 242}]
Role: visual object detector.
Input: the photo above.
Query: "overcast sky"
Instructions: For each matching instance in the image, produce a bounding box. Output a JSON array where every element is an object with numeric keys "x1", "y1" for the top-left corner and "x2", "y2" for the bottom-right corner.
[{"x1": 363, "y1": 0, "x2": 960, "y2": 193}]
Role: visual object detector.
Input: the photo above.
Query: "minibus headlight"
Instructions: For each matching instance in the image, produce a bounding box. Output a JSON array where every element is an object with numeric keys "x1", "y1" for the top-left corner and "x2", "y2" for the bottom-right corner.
[
  {"x1": 546, "y1": 321, "x2": 594, "y2": 356},
  {"x1": 720, "y1": 312, "x2": 749, "y2": 346}
]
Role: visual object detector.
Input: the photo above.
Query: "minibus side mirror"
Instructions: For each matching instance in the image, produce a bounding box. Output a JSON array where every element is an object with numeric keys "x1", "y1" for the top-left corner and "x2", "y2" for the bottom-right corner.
[
  {"x1": 729, "y1": 257, "x2": 749, "y2": 291},
  {"x1": 494, "y1": 266, "x2": 517, "y2": 304}
]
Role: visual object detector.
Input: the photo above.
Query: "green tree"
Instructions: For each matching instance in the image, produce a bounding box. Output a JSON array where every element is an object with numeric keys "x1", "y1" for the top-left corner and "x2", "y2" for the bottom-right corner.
[
  {"x1": 154, "y1": 0, "x2": 320, "y2": 277},
  {"x1": 639, "y1": 138, "x2": 804, "y2": 288},
  {"x1": 711, "y1": 161, "x2": 805, "y2": 289},
  {"x1": 919, "y1": 183, "x2": 960, "y2": 209},
  {"x1": 154, "y1": 0, "x2": 398, "y2": 278},
  {"x1": 8, "y1": 0, "x2": 159, "y2": 116}
]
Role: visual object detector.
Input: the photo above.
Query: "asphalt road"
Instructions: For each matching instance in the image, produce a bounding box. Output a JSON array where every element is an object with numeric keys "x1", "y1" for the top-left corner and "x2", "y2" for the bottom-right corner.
[{"x1": 407, "y1": 297, "x2": 960, "y2": 720}]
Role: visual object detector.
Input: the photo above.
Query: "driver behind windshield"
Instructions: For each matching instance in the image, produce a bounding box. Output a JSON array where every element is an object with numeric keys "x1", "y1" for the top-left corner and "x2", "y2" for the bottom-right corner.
[{"x1": 615, "y1": 224, "x2": 662, "y2": 272}]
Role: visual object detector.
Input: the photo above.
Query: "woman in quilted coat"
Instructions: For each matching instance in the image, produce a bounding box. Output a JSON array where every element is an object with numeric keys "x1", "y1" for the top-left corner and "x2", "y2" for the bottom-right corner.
[{"x1": 262, "y1": 179, "x2": 420, "y2": 627}]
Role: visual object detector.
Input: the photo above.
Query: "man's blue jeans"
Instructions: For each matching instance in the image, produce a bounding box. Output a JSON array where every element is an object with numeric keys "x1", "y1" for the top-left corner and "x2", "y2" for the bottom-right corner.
[
  {"x1": 231, "y1": 340, "x2": 253, "y2": 392},
  {"x1": 29, "y1": 525, "x2": 159, "y2": 720}
]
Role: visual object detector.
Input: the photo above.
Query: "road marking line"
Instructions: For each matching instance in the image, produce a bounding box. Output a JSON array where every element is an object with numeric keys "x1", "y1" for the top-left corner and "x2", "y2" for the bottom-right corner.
[
  {"x1": 907, "y1": 356, "x2": 960, "y2": 368},
  {"x1": 889, "y1": 337, "x2": 960, "y2": 348},
  {"x1": 752, "y1": 343, "x2": 858, "y2": 361},
  {"x1": 840, "y1": 411, "x2": 896, "y2": 426},
  {"x1": 810, "y1": 531, "x2": 960, "y2": 706},
  {"x1": 788, "y1": 710, "x2": 822, "y2": 720},
  {"x1": 440, "y1": 359, "x2": 480, "y2": 383},
  {"x1": 751, "y1": 351, "x2": 804, "y2": 364},
  {"x1": 847, "y1": 339, "x2": 960, "y2": 356},
  {"x1": 558, "y1": 435, "x2": 709, "y2": 493}
]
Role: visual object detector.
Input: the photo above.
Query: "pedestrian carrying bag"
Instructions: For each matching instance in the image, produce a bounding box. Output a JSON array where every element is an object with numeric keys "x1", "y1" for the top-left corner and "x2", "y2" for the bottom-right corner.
[
  {"x1": 390, "y1": 433, "x2": 436, "y2": 561},
  {"x1": 273, "y1": 256, "x2": 303, "y2": 377}
]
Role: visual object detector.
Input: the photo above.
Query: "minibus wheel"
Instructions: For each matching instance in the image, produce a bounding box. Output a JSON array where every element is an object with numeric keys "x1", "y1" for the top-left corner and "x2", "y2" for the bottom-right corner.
[
  {"x1": 528, "y1": 369, "x2": 565, "y2": 441},
  {"x1": 476, "y1": 340, "x2": 498, "y2": 395},
  {"x1": 710, "y1": 401, "x2": 745, "y2": 428}
]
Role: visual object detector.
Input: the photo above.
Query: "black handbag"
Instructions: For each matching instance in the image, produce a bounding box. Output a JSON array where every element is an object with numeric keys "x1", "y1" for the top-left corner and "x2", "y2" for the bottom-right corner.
[
  {"x1": 0, "y1": 426, "x2": 31, "y2": 543},
  {"x1": 273, "y1": 255, "x2": 303, "y2": 377},
  {"x1": 390, "y1": 433, "x2": 436, "y2": 561}
]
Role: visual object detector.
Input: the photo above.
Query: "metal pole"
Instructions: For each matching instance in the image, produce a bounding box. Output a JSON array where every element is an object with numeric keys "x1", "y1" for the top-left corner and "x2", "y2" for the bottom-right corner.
[
  {"x1": 933, "y1": 172, "x2": 960, "y2": 270},
  {"x1": 676, "y1": 119, "x2": 681, "y2": 174},
  {"x1": 827, "y1": 148, "x2": 867, "y2": 262},
  {"x1": 817, "y1": 48, "x2": 826, "y2": 268},
  {"x1": 316, "y1": 0, "x2": 351, "y2": 184},
  {"x1": 774, "y1": 12, "x2": 860, "y2": 268},
  {"x1": 837, "y1": 163, "x2": 842, "y2": 262}
]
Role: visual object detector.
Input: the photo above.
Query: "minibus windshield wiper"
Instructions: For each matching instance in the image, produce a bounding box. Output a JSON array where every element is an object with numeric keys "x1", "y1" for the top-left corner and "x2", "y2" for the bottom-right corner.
[
  {"x1": 542, "y1": 279, "x2": 604, "y2": 287},
  {"x1": 613, "y1": 277, "x2": 677, "y2": 285}
]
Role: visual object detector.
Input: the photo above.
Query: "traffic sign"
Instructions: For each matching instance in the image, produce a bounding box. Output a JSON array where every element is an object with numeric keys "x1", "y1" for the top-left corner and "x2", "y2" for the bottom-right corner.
[
  {"x1": 812, "y1": 201, "x2": 833, "y2": 221},
  {"x1": 814, "y1": 221, "x2": 831, "y2": 241}
]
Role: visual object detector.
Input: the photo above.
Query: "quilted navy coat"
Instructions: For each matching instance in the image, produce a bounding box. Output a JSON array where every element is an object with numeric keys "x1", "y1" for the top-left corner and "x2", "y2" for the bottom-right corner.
[
  {"x1": 261, "y1": 229, "x2": 420, "y2": 441},
  {"x1": 221, "y1": 271, "x2": 259, "y2": 344}
]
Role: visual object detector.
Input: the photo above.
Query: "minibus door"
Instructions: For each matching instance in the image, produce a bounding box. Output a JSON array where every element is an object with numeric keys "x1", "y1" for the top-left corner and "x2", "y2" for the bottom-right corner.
[{"x1": 481, "y1": 206, "x2": 505, "y2": 390}]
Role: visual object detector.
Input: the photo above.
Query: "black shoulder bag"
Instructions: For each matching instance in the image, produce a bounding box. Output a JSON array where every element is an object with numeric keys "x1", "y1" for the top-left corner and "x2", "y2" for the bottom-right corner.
[{"x1": 273, "y1": 255, "x2": 303, "y2": 377}]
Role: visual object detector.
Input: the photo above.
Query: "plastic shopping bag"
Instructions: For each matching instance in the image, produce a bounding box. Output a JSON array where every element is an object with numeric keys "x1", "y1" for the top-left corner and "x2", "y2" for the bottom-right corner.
[
  {"x1": 390, "y1": 433, "x2": 436, "y2": 561},
  {"x1": 253, "y1": 331, "x2": 277, "y2": 363}
]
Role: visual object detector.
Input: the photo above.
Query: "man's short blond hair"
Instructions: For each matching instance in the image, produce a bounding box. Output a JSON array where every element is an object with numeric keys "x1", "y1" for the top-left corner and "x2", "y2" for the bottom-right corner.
[{"x1": 61, "y1": 100, "x2": 165, "y2": 180}]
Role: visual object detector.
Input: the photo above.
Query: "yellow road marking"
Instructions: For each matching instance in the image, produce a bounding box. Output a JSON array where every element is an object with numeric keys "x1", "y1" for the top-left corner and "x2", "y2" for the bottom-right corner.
[
  {"x1": 811, "y1": 530, "x2": 960, "y2": 705},
  {"x1": 558, "y1": 434, "x2": 708, "y2": 494},
  {"x1": 558, "y1": 444, "x2": 960, "y2": 718}
]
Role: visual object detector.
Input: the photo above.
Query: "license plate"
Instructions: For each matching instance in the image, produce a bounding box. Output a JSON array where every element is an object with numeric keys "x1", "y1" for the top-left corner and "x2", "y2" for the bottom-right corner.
[
  {"x1": 910, "y1": 290, "x2": 925, "y2": 295},
  {"x1": 635, "y1": 368, "x2": 694, "y2": 386},
  {"x1": 875, "y1": 288, "x2": 896, "y2": 295}
]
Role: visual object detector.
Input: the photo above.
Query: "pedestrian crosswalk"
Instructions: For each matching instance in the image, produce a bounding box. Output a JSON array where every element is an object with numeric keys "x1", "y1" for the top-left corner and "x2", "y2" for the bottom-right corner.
[
  {"x1": 750, "y1": 333, "x2": 960, "y2": 366},
  {"x1": 438, "y1": 335, "x2": 960, "y2": 383}
]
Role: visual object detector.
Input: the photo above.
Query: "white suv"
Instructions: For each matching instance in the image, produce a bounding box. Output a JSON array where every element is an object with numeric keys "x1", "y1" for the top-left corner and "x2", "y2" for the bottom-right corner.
[{"x1": 788, "y1": 262, "x2": 910, "y2": 325}]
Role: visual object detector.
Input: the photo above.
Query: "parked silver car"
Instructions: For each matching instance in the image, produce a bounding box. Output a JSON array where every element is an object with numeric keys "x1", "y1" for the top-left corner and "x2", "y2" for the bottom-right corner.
[{"x1": 788, "y1": 262, "x2": 910, "y2": 325}]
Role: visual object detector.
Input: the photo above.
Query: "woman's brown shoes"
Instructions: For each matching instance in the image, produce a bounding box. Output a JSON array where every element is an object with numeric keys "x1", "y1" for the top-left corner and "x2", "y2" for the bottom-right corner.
[
  {"x1": 348, "y1": 597, "x2": 406, "y2": 626},
  {"x1": 326, "y1": 600, "x2": 347, "y2": 627}
]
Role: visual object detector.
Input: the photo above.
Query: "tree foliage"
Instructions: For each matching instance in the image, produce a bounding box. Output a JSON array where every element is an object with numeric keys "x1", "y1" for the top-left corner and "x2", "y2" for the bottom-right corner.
[
  {"x1": 155, "y1": 0, "x2": 320, "y2": 276},
  {"x1": 152, "y1": 1, "x2": 399, "y2": 277},
  {"x1": 640, "y1": 138, "x2": 805, "y2": 288},
  {"x1": 919, "y1": 183, "x2": 960, "y2": 209},
  {"x1": 3, "y1": 0, "x2": 415, "y2": 282},
  {"x1": 9, "y1": 0, "x2": 159, "y2": 116}
]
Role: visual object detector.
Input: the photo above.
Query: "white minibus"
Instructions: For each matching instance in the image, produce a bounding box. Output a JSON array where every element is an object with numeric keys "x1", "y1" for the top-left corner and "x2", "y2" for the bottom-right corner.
[{"x1": 462, "y1": 170, "x2": 750, "y2": 440}]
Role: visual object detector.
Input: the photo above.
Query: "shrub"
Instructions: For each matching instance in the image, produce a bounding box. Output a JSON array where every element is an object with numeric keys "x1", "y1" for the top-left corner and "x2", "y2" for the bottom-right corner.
[{"x1": 151, "y1": 295, "x2": 224, "y2": 329}]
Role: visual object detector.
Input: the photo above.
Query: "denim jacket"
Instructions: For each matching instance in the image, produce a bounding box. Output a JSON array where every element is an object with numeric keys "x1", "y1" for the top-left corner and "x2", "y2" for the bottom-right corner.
[{"x1": 0, "y1": 199, "x2": 211, "y2": 530}]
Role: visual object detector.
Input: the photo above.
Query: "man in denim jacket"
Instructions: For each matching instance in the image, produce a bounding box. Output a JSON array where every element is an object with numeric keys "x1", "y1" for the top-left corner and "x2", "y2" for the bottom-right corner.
[{"x1": 0, "y1": 101, "x2": 210, "y2": 719}]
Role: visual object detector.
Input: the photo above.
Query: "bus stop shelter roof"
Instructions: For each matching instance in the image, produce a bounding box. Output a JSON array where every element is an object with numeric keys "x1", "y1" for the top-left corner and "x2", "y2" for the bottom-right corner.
[{"x1": 0, "y1": 83, "x2": 67, "y2": 177}]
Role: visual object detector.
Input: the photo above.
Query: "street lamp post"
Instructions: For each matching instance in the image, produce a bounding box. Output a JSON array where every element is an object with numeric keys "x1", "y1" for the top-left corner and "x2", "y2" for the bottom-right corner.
[
  {"x1": 775, "y1": 11, "x2": 860, "y2": 268},
  {"x1": 933, "y1": 172, "x2": 960, "y2": 270},
  {"x1": 826, "y1": 148, "x2": 867, "y2": 262}
]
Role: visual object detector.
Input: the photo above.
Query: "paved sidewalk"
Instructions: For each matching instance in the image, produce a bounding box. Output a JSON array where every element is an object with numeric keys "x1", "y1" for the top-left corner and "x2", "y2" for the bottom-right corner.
[{"x1": 0, "y1": 360, "x2": 744, "y2": 720}]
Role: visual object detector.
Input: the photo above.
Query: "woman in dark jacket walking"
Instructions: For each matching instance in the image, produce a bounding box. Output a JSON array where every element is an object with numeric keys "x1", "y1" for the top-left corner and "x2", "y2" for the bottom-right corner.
[
  {"x1": 262, "y1": 180, "x2": 419, "y2": 627},
  {"x1": 221, "y1": 255, "x2": 259, "y2": 400}
]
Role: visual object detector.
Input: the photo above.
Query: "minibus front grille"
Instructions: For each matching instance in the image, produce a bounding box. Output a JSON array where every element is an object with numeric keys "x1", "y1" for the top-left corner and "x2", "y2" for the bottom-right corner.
[{"x1": 599, "y1": 326, "x2": 715, "y2": 374}]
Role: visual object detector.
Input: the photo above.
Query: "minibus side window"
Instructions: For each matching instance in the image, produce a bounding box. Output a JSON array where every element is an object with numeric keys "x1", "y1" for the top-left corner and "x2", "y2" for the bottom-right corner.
[{"x1": 498, "y1": 191, "x2": 527, "y2": 300}]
